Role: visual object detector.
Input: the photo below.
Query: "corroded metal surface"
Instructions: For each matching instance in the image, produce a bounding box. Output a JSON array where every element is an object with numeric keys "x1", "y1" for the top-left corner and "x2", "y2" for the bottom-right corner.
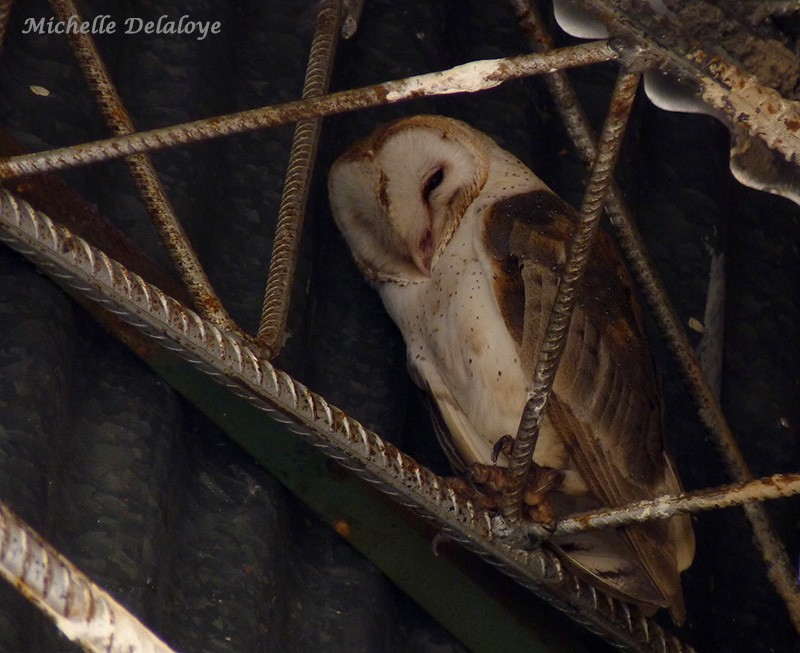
[
  {"x1": 257, "y1": 0, "x2": 341, "y2": 357},
  {"x1": 47, "y1": 0, "x2": 236, "y2": 330},
  {"x1": 502, "y1": 70, "x2": 641, "y2": 521},
  {"x1": 0, "y1": 42, "x2": 619, "y2": 179},
  {"x1": 0, "y1": 501, "x2": 180, "y2": 653},
  {"x1": 661, "y1": 0, "x2": 799, "y2": 99},
  {"x1": 0, "y1": 189, "x2": 694, "y2": 652},
  {"x1": 571, "y1": 0, "x2": 800, "y2": 167}
]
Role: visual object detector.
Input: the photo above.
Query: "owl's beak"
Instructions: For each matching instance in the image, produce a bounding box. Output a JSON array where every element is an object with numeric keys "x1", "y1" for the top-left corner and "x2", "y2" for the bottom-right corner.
[{"x1": 410, "y1": 228, "x2": 433, "y2": 276}]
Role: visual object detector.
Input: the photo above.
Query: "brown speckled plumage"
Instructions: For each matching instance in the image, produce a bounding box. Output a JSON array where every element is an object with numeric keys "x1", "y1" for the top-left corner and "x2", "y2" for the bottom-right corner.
[{"x1": 329, "y1": 115, "x2": 694, "y2": 622}]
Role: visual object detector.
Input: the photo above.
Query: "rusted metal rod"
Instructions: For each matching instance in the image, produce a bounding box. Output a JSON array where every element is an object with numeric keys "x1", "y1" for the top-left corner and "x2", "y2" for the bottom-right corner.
[
  {"x1": 551, "y1": 473, "x2": 800, "y2": 537},
  {"x1": 0, "y1": 41, "x2": 618, "y2": 180},
  {"x1": 509, "y1": 0, "x2": 800, "y2": 631},
  {"x1": 0, "y1": 0, "x2": 13, "y2": 53},
  {"x1": 0, "y1": 500, "x2": 180, "y2": 653},
  {"x1": 0, "y1": 188, "x2": 695, "y2": 651},
  {"x1": 501, "y1": 70, "x2": 641, "y2": 521},
  {"x1": 47, "y1": 0, "x2": 235, "y2": 329},
  {"x1": 256, "y1": 0, "x2": 341, "y2": 357}
]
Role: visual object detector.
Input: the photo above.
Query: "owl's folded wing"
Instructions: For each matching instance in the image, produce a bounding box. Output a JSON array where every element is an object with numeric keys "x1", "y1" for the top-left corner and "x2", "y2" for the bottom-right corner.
[{"x1": 484, "y1": 189, "x2": 694, "y2": 621}]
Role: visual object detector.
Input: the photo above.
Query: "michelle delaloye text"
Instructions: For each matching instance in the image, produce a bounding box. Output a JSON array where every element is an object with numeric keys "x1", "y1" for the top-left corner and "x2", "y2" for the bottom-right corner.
[{"x1": 22, "y1": 15, "x2": 222, "y2": 41}]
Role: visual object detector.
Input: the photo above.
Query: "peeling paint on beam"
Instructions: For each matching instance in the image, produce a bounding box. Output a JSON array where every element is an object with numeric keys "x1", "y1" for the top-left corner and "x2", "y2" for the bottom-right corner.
[{"x1": 573, "y1": 0, "x2": 800, "y2": 166}]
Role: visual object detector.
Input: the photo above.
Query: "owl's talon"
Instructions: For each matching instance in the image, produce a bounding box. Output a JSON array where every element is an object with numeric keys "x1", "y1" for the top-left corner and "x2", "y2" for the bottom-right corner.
[
  {"x1": 468, "y1": 463, "x2": 508, "y2": 492},
  {"x1": 446, "y1": 476, "x2": 499, "y2": 510},
  {"x1": 464, "y1": 461, "x2": 565, "y2": 526},
  {"x1": 491, "y1": 434, "x2": 515, "y2": 464}
]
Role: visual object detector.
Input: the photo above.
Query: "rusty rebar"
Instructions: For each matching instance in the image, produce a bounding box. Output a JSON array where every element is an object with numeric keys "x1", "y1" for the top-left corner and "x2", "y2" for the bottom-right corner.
[
  {"x1": 501, "y1": 70, "x2": 641, "y2": 521},
  {"x1": 256, "y1": 0, "x2": 341, "y2": 357},
  {"x1": 47, "y1": 0, "x2": 235, "y2": 329},
  {"x1": 0, "y1": 500, "x2": 180, "y2": 653},
  {"x1": 0, "y1": 188, "x2": 696, "y2": 651},
  {"x1": 0, "y1": 41, "x2": 618, "y2": 180},
  {"x1": 0, "y1": 0, "x2": 13, "y2": 53},
  {"x1": 510, "y1": 0, "x2": 800, "y2": 631},
  {"x1": 549, "y1": 473, "x2": 800, "y2": 537}
]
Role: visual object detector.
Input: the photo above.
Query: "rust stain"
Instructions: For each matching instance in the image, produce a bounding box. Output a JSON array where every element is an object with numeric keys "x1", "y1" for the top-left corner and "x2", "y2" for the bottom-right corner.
[{"x1": 332, "y1": 519, "x2": 351, "y2": 539}]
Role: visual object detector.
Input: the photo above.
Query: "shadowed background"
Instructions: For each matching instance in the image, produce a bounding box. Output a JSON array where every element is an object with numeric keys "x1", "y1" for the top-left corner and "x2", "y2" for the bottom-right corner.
[{"x1": 0, "y1": 1, "x2": 798, "y2": 652}]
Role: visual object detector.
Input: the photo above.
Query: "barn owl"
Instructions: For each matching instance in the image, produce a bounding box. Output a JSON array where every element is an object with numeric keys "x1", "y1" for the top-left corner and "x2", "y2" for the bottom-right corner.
[{"x1": 328, "y1": 115, "x2": 695, "y2": 622}]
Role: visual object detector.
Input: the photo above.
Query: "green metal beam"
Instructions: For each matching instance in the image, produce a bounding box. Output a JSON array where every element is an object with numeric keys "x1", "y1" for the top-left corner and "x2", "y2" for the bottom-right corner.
[{"x1": 148, "y1": 346, "x2": 595, "y2": 653}]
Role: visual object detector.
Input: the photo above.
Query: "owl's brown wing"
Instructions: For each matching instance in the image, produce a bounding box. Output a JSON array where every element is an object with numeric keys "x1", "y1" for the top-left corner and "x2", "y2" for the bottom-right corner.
[{"x1": 483, "y1": 190, "x2": 694, "y2": 621}]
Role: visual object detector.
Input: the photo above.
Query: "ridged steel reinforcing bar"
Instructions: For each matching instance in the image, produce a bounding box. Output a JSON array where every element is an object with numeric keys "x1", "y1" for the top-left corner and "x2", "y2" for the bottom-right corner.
[
  {"x1": 48, "y1": 0, "x2": 237, "y2": 331},
  {"x1": 0, "y1": 501, "x2": 180, "y2": 653},
  {"x1": 0, "y1": 189, "x2": 695, "y2": 652},
  {"x1": 0, "y1": 42, "x2": 618, "y2": 180}
]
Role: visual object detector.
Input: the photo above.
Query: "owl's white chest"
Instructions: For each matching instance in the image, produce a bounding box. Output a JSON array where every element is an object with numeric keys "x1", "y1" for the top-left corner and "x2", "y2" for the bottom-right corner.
[{"x1": 379, "y1": 206, "x2": 563, "y2": 468}]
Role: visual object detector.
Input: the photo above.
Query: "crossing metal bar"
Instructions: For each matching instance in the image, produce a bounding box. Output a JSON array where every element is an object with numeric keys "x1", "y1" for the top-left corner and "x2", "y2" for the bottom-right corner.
[
  {"x1": 0, "y1": 500, "x2": 181, "y2": 653},
  {"x1": 0, "y1": 41, "x2": 619, "y2": 179},
  {"x1": 502, "y1": 70, "x2": 641, "y2": 521},
  {"x1": 48, "y1": 0, "x2": 236, "y2": 330},
  {"x1": 550, "y1": 473, "x2": 800, "y2": 537},
  {"x1": 256, "y1": 0, "x2": 341, "y2": 356}
]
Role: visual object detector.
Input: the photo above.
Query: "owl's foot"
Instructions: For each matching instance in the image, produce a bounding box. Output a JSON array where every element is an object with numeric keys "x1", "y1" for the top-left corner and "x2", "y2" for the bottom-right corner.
[
  {"x1": 449, "y1": 462, "x2": 564, "y2": 526},
  {"x1": 474, "y1": 462, "x2": 564, "y2": 524}
]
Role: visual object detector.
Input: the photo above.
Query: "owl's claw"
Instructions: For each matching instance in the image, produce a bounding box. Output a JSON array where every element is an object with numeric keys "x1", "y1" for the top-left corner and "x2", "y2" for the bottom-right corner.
[
  {"x1": 491, "y1": 434, "x2": 515, "y2": 463},
  {"x1": 485, "y1": 435, "x2": 563, "y2": 524},
  {"x1": 449, "y1": 461, "x2": 565, "y2": 529}
]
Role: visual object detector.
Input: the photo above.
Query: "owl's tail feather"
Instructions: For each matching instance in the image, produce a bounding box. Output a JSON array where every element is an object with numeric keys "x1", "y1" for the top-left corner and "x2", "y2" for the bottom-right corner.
[{"x1": 550, "y1": 524, "x2": 685, "y2": 623}]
